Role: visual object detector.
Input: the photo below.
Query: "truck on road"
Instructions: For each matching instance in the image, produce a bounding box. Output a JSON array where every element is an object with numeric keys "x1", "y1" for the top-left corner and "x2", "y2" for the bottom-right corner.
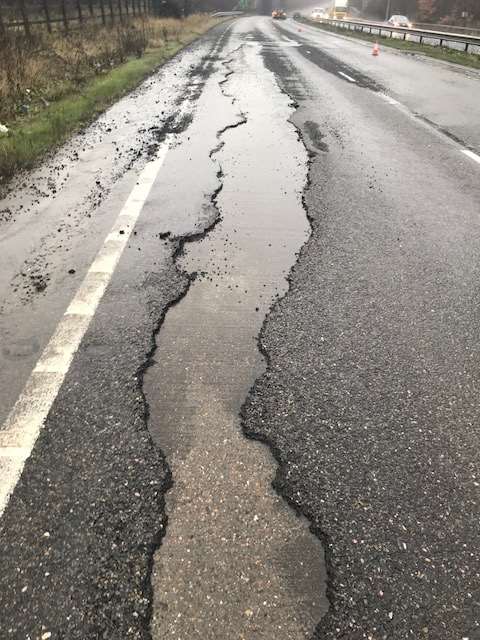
[{"x1": 328, "y1": 0, "x2": 348, "y2": 19}]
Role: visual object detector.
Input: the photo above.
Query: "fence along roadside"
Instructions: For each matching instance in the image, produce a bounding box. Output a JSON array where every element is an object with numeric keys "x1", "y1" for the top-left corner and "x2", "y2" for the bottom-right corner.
[{"x1": 0, "y1": 0, "x2": 152, "y2": 37}]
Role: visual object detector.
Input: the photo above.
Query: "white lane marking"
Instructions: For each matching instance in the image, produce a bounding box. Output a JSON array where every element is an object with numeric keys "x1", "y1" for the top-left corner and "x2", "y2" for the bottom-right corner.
[
  {"x1": 0, "y1": 138, "x2": 171, "y2": 518},
  {"x1": 0, "y1": 448, "x2": 30, "y2": 458},
  {"x1": 462, "y1": 149, "x2": 480, "y2": 165},
  {"x1": 338, "y1": 71, "x2": 356, "y2": 83},
  {"x1": 282, "y1": 37, "x2": 301, "y2": 47}
]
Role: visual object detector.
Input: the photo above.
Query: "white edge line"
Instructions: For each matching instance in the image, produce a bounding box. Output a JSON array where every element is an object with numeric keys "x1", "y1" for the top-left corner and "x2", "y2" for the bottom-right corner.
[
  {"x1": 0, "y1": 136, "x2": 172, "y2": 518},
  {"x1": 461, "y1": 149, "x2": 480, "y2": 165},
  {"x1": 338, "y1": 71, "x2": 356, "y2": 83},
  {"x1": 377, "y1": 96, "x2": 480, "y2": 167}
]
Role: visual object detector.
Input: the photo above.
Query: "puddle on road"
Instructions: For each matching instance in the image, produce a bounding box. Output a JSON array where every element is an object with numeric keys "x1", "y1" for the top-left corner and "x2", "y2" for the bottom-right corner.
[{"x1": 146, "y1": 39, "x2": 328, "y2": 639}]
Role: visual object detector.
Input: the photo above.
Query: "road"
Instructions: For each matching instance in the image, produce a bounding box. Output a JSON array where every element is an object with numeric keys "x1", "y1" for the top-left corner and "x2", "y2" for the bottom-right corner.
[{"x1": 0, "y1": 14, "x2": 479, "y2": 640}]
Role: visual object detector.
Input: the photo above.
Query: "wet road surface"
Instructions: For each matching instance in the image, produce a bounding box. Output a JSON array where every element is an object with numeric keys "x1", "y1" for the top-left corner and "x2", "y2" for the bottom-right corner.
[
  {"x1": 0, "y1": 14, "x2": 480, "y2": 640},
  {"x1": 147, "y1": 42, "x2": 325, "y2": 639}
]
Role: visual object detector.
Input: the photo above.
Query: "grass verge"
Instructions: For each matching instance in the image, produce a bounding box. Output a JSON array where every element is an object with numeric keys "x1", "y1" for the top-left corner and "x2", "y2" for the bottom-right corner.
[
  {"x1": 0, "y1": 16, "x2": 224, "y2": 181},
  {"x1": 299, "y1": 19, "x2": 480, "y2": 71}
]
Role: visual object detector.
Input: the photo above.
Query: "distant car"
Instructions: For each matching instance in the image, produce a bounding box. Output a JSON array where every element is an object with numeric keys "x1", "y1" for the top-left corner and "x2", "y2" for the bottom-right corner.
[
  {"x1": 387, "y1": 15, "x2": 412, "y2": 28},
  {"x1": 272, "y1": 8, "x2": 287, "y2": 19},
  {"x1": 293, "y1": 11, "x2": 301, "y2": 19},
  {"x1": 310, "y1": 8, "x2": 327, "y2": 20}
]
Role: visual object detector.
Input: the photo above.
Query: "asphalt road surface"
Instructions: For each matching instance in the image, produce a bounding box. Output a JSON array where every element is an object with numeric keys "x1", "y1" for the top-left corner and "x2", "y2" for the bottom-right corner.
[{"x1": 0, "y1": 15, "x2": 479, "y2": 640}]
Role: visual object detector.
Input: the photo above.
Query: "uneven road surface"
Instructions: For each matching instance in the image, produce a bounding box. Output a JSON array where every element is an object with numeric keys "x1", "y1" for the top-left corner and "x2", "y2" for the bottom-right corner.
[{"x1": 0, "y1": 15, "x2": 479, "y2": 640}]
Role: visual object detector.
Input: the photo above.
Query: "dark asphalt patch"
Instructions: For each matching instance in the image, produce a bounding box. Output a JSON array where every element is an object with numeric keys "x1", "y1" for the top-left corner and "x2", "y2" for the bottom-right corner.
[
  {"x1": 304, "y1": 120, "x2": 329, "y2": 153},
  {"x1": 180, "y1": 27, "x2": 233, "y2": 103},
  {"x1": 274, "y1": 23, "x2": 385, "y2": 92},
  {"x1": 297, "y1": 44, "x2": 383, "y2": 91},
  {"x1": 254, "y1": 29, "x2": 310, "y2": 101}
]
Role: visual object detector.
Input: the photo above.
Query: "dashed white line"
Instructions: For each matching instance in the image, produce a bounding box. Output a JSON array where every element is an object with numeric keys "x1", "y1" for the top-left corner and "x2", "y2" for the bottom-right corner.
[
  {"x1": 338, "y1": 71, "x2": 356, "y2": 83},
  {"x1": 0, "y1": 137, "x2": 171, "y2": 518},
  {"x1": 462, "y1": 149, "x2": 480, "y2": 165}
]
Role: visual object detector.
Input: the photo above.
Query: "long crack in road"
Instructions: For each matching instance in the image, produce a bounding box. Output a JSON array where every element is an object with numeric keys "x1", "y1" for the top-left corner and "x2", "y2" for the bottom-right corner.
[
  {"x1": 146, "y1": 39, "x2": 327, "y2": 639},
  {"x1": 0, "y1": 12, "x2": 480, "y2": 640}
]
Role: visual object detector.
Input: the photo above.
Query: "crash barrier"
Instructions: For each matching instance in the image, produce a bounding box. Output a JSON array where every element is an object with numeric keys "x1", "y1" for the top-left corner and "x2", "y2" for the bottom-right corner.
[
  {"x1": 414, "y1": 22, "x2": 480, "y2": 38},
  {"x1": 211, "y1": 11, "x2": 244, "y2": 17},
  {"x1": 306, "y1": 17, "x2": 480, "y2": 55}
]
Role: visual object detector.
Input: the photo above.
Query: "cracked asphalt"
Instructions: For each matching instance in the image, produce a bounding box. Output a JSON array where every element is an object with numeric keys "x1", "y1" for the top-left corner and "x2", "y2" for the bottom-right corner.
[{"x1": 1, "y1": 13, "x2": 480, "y2": 640}]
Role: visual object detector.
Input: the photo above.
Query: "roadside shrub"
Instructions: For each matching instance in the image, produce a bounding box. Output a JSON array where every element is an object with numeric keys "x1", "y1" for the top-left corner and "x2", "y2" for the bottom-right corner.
[
  {"x1": 116, "y1": 23, "x2": 148, "y2": 61},
  {"x1": 0, "y1": 17, "x2": 155, "y2": 121}
]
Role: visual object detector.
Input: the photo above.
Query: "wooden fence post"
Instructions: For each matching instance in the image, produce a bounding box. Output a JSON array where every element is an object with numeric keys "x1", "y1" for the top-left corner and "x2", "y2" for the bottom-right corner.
[
  {"x1": 117, "y1": 0, "x2": 123, "y2": 23},
  {"x1": 0, "y1": 5, "x2": 6, "y2": 38},
  {"x1": 76, "y1": 0, "x2": 84, "y2": 24},
  {"x1": 99, "y1": 0, "x2": 106, "y2": 25},
  {"x1": 18, "y1": 0, "x2": 32, "y2": 40},
  {"x1": 87, "y1": 0, "x2": 95, "y2": 19},
  {"x1": 61, "y1": 0, "x2": 69, "y2": 31},
  {"x1": 124, "y1": 0, "x2": 129, "y2": 17},
  {"x1": 42, "y1": 0, "x2": 52, "y2": 33}
]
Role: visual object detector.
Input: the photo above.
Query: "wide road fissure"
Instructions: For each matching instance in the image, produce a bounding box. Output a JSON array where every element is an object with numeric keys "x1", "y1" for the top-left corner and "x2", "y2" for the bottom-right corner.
[
  {"x1": 0, "y1": 14, "x2": 479, "y2": 640},
  {"x1": 146, "y1": 38, "x2": 326, "y2": 639}
]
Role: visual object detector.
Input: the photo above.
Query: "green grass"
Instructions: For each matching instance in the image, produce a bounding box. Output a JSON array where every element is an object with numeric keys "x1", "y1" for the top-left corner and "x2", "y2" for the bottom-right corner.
[
  {"x1": 299, "y1": 19, "x2": 480, "y2": 71},
  {"x1": 0, "y1": 22, "x2": 220, "y2": 181}
]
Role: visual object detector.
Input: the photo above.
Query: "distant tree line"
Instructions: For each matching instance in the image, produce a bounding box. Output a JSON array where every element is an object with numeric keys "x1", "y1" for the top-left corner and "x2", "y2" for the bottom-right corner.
[
  {"x1": 4, "y1": 0, "x2": 476, "y2": 25},
  {"x1": 151, "y1": 0, "x2": 240, "y2": 16}
]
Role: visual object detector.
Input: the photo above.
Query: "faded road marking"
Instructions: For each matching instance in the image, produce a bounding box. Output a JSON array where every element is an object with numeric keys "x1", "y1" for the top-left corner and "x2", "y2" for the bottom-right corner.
[
  {"x1": 339, "y1": 71, "x2": 356, "y2": 83},
  {"x1": 377, "y1": 95, "x2": 480, "y2": 166},
  {"x1": 0, "y1": 139, "x2": 171, "y2": 517}
]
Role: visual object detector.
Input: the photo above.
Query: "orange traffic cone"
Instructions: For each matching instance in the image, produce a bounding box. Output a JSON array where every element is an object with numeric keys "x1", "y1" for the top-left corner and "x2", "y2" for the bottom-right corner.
[{"x1": 372, "y1": 42, "x2": 379, "y2": 56}]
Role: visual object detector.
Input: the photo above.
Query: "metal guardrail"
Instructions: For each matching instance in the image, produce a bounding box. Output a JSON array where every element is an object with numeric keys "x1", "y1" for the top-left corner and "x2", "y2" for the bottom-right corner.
[
  {"x1": 414, "y1": 22, "x2": 480, "y2": 38},
  {"x1": 211, "y1": 11, "x2": 244, "y2": 17},
  {"x1": 308, "y1": 17, "x2": 480, "y2": 55}
]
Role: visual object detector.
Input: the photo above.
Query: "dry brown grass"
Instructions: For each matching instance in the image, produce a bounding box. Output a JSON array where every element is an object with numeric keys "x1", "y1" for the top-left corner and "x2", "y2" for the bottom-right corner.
[
  {"x1": 0, "y1": 15, "x2": 216, "y2": 123},
  {"x1": 0, "y1": 13, "x2": 223, "y2": 179}
]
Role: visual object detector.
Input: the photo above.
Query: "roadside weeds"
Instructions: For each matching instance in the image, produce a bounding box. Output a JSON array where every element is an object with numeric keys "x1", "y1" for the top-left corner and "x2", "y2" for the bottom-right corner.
[{"x1": 0, "y1": 15, "x2": 225, "y2": 181}]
